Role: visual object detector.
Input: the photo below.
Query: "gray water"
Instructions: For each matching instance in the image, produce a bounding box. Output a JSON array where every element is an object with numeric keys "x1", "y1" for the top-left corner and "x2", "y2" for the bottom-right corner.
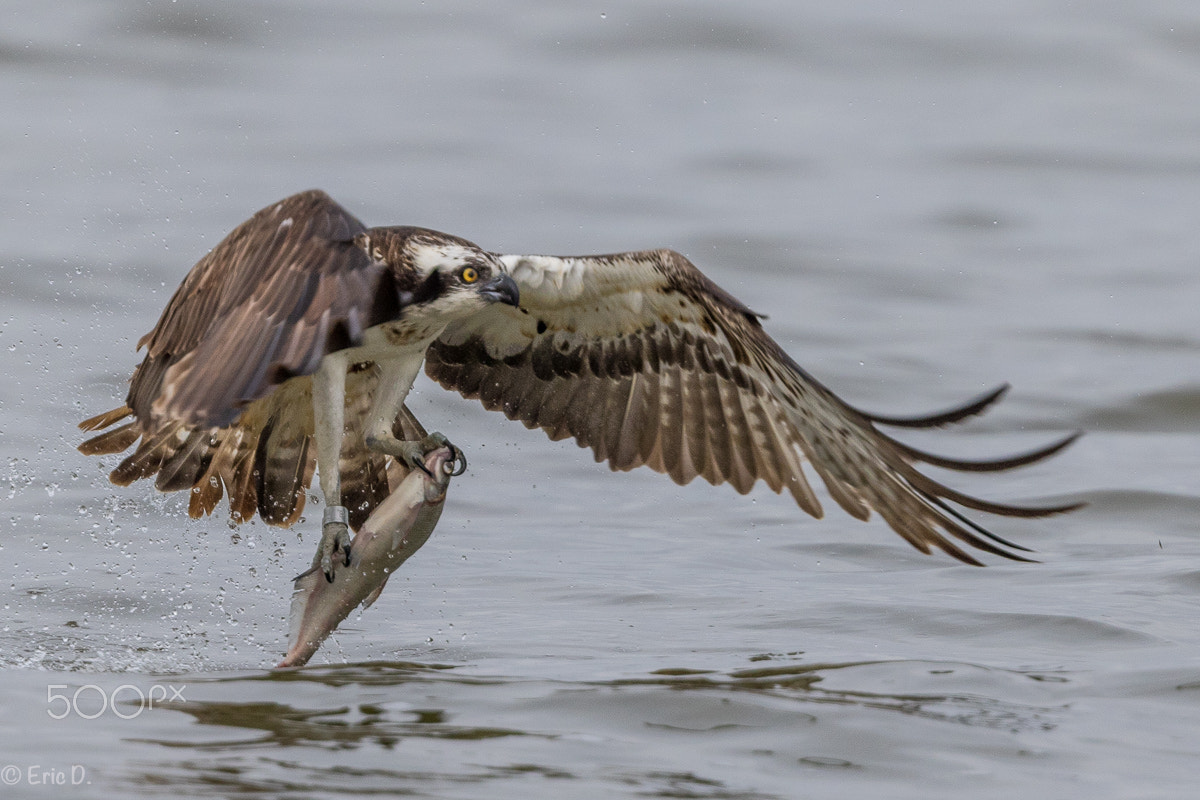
[{"x1": 2, "y1": 1, "x2": 1198, "y2": 797}]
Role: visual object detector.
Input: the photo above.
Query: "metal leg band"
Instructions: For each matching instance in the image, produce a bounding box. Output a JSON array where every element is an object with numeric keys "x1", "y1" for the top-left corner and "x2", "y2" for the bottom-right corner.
[{"x1": 322, "y1": 505, "x2": 349, "y2": 527}]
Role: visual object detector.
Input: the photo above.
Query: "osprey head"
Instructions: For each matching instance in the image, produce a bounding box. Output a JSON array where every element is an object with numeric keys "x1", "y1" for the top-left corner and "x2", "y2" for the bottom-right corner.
[{"x1": 360, "y1": 226, "x2": 520, "y2": 320}]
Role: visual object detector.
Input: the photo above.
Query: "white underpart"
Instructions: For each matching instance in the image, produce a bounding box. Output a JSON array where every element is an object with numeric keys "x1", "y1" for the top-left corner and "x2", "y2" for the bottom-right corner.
[
  {"x1": 500, "y1": 253, "x2": 661, "y2": 306},
  {"x1": 497, "y1": 254, "x2": 679, "y2": 332},
  {"x1": 501, "y1": 254, "x2": 591, "y2": 298}
]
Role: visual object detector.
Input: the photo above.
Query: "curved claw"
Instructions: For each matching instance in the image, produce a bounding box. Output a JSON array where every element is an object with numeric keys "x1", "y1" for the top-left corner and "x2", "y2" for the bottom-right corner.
[
  {"x1": 409, "y1": 453, "x2": 435, "y2": 478},
  {"x1": 322, "y1": 535, "x2": 352, "y2": 583},
  {"x1": 447, "y1": 443, "x2": 468, "y2": 476},
  {"x1": 318, "y1": 508, "x2": 353, "y2": 582}
]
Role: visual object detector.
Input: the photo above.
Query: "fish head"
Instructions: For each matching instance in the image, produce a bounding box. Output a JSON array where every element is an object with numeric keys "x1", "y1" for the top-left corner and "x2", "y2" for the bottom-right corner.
[{"x1": 421, "y1": 446, "x2": 457, "y2": 504}]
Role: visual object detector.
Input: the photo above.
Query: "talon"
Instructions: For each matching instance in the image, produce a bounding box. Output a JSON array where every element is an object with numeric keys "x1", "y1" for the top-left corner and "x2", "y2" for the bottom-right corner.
[
  {"x1": 322, "y1": 543, "x2": 339, "y2": 583},
  {"x1": 410, "y1": 454, "x2": 435, "y2": 478},
  {"x1": 422, "y1": 431, "x2": 452, "y2": 449},
  {"x1": 319, "y1": 505, "x2": 351, "y2": 582},
  {"x1": 421, "y1": 432, "x2": 465, "y2": 476},
  {"x1": 320, "y1": 542, "x2": 336, "y2": 583},
  {"x1": 448, "y1": 443, "x2": 467, "y2": 476}
]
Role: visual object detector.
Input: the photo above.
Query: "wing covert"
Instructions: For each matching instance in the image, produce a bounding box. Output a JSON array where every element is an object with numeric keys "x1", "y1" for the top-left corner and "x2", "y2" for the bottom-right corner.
[
  {"x1": 128, "y1": 189, "x2": 388, "y2": 433},
  {"x1": 425, "y1": 249, "x2": 1078, "y2": 564}
]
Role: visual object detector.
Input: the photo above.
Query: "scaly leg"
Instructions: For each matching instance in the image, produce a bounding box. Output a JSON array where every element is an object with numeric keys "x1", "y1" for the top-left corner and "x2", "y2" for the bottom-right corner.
[
  {"x1": 312, "y1": 353, "x2": 353, "y2": 581},
  {"x1": 311, "y1": 353, "x2": 463, "y2": 581},
  {"x1": 364, "y1": 358, "x2": 466, "y2": 479}
]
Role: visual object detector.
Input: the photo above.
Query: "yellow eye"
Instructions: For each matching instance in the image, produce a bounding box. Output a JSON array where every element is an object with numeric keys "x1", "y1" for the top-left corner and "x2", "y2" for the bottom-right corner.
[{"x1": 460, "y1": 266, "x2": 479, "y2": 283}]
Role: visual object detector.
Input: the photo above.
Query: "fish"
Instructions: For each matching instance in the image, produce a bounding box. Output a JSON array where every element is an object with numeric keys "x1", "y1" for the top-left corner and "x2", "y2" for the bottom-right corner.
[{"x1": 277, "y1": 446, "x2": 456, "y2": 668}]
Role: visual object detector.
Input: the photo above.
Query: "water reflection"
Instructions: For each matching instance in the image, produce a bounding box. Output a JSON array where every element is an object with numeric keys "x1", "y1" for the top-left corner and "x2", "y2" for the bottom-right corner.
[
  {"x1": 111, "y1": 657, "x2": 1068, "y2": 796},
  {"x1": 138, "y1": 657, "x2": 1063, "y2": 750},
  {"x1": 140, "y1": 663, "x2": 530, "y2": 750},
  {"x1": 146, "y1": 698, "x2": 532, "y2": 749}
]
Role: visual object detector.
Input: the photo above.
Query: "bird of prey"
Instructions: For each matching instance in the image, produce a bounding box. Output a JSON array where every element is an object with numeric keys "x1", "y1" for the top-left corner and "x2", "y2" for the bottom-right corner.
[{"x1": 78, "y1": 189, "x2": 1078, "y2": 579}]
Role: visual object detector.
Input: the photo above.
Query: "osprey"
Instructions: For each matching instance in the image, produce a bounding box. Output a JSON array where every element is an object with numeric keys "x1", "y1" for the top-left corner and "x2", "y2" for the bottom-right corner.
[{"x1": 79, "y1": 190, "x2": 1078, "y2": 580}]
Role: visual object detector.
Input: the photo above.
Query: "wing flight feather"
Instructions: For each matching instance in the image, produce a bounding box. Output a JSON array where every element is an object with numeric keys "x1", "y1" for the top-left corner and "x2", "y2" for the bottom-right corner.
[
  {"x1": 128, "y1": 189, "x2": 387, "y2": 433},
  {"x1": 78, "y1": 191, "x2": 413, "y2": 530},
  {"x1": 426, "y1": 249, "x2": 1077, "y2": 563}
]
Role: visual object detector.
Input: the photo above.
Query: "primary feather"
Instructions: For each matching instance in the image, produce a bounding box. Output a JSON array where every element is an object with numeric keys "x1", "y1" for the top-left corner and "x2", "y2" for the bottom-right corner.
[{"x1": 425, "y1": 249, "x2": 1080, "y2": 564}]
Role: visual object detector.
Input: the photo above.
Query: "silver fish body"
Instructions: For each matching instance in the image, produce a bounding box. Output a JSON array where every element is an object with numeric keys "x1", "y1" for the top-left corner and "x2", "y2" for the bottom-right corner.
[{"x1": 277, "y1": 446, "x2": 455, "y2": 668}]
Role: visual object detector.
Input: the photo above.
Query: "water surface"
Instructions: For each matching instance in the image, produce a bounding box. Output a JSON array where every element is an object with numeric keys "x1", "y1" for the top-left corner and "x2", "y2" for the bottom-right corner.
[{"x1": 2, "y1": 2, "x2": 1198, "y2": 797}]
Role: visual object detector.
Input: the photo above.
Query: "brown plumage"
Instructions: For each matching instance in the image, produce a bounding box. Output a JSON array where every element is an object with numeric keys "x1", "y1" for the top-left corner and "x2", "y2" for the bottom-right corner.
[
  {"x1": 80, "y1": 190, "x2": 1080, "y2": 565},
  {"x1": 424, "y1": 249, "x2": 1081, "y2": 565},
  {"x1": 79, "y1": 191, "x2": 435, "y2": 532}
]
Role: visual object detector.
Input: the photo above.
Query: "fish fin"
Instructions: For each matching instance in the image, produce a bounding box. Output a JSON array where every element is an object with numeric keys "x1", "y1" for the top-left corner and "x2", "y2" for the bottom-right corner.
[{"x1": 361, "y1": 575, "x2": 391, "y2": 610}]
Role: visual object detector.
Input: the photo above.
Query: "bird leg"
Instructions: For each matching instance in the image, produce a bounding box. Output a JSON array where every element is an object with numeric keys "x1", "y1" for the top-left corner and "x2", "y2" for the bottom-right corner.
[
  {"x1": 312, "y1": 354, "x2": 353, "y2": 582},
  {"x1": 310, "y1": 354, "x2": 464, "y2": 582},
  {"x1": 363, "y1": 359, "x2": 467, "y2": 477},
  {"x1": 367, "y1": 430, "x2": 466, "y2": 477}
]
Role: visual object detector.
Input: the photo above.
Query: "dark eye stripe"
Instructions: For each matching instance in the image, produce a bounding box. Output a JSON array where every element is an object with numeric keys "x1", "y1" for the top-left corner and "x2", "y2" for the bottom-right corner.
[{"x1": 406, "y1": 270, "x2": 446, "y2": 306}]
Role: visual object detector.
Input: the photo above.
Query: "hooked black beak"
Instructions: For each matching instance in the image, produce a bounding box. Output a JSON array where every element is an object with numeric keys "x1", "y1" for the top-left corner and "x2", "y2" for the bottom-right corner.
[{"x1": 478, "y1": 272, "x2": 520, "y2": 307}]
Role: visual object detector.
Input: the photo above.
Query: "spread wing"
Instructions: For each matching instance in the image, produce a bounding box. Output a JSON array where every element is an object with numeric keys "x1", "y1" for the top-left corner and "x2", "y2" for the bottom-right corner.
[
  {"x1": 127, "y1": 189, "x2": 393, "y2": 433},
  {"x1": 425, "y1": 249, "x2": 1080, "y2": 564},
  {"x1": 78, "y1": 190, "x2": 410, "y2": 529}
]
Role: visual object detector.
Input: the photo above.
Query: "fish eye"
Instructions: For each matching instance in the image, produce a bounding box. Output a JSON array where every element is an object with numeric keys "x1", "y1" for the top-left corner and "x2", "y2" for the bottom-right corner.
[{"x1": 460, "y1": 266, "x2": 479, "y2": 283}]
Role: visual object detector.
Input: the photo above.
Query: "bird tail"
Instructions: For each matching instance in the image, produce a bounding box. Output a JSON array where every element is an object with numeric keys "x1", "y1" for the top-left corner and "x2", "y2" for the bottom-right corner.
[{"x1": 76, "y1": 364, "x2": 426, "y2": 531}]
